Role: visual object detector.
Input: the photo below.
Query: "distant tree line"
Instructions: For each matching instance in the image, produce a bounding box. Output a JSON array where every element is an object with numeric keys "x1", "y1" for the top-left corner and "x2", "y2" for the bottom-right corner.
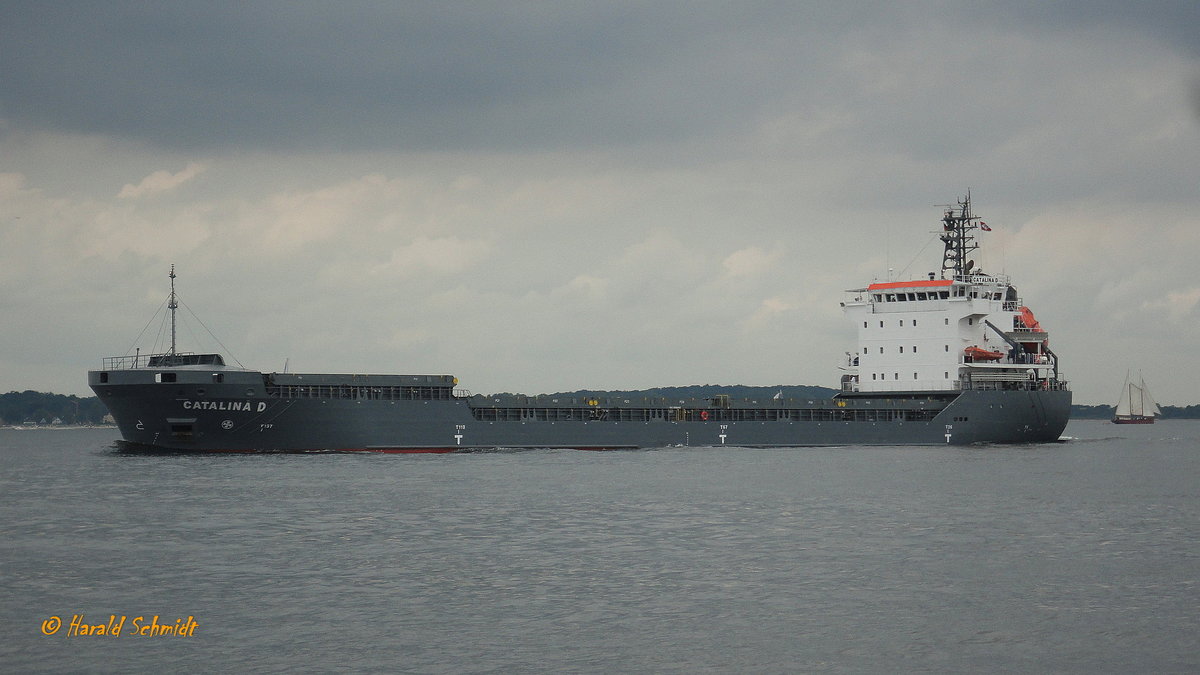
[
  {"x1": 0, "y1": 391, "x2": 112, "y2": 425},
  {"x1": 1070, "y1": 404, "x2": 1198, "y2": 419}
]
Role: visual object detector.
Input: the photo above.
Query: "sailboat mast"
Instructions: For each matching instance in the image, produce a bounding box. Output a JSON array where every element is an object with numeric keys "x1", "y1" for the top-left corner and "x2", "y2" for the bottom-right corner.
[{"x1": 1138, "y1": 373, "x2": 1151, "y2": 417}]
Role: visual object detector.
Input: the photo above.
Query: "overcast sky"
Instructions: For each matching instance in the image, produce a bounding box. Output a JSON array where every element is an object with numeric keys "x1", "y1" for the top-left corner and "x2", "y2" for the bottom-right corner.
[{"x1": 2, "y1": 1, "x2": 1198, "y2": 405}]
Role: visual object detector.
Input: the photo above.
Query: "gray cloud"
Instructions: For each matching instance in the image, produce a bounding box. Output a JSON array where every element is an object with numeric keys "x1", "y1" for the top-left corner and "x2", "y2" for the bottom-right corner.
[
  {"x1": 0, "y1": 3, "x2": 906, "y2": 153},
  {"x1": 4, "y1": 2, "x2": 1195, "y2": 158}
]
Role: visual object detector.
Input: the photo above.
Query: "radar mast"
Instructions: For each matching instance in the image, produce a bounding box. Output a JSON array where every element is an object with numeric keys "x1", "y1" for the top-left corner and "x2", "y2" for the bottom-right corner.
[{"x1": 939, "y1": 192, "x2": 983, "y2": 280}]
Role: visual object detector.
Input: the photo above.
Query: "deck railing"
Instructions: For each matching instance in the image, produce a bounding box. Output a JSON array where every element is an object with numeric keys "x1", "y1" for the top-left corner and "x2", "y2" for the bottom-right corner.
[{"x1": 101, "y1": 353, "x2": 195, "y2": 370}]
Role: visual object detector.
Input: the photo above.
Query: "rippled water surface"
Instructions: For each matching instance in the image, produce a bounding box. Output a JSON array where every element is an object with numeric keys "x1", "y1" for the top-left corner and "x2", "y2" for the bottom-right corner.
[{"x1": 3, "y1": 420, "x2": 1199, "y2": 673}]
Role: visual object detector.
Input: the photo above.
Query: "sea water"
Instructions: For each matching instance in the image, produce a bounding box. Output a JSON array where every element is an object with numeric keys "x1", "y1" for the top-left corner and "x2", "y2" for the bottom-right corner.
[{"x1": 2, "y1": 420, "x2": 1198, "y2": 673}]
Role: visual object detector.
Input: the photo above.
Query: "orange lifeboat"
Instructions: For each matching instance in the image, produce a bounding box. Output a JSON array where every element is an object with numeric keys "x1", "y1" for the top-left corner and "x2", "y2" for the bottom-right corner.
[
  {"x1": 1018, "y1": 306, "x2": 1042, "y2": 332},
  {"x1": 964, "y1": 346, "x2": 1005, "y2": 361},
  {"x1": 1017, "y1": 305, "x2": 1050, "y2": 351}
]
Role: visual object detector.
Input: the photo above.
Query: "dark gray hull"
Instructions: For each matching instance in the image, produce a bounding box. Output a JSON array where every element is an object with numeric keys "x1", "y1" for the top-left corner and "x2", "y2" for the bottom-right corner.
[{"x1": 90, "y1": 367, "x2": 1071, "y2": 451}]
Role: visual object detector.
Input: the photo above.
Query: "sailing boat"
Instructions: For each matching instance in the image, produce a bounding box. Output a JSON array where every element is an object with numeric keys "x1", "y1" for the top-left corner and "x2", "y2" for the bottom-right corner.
[{"x1": 1112, "y1": 372, "x2": 1161, "y2": 424}]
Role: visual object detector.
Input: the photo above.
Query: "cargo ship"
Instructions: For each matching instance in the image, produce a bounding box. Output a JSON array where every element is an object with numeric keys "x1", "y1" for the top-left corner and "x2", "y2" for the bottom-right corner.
[{"x1": 89, "y1": 194, "x2": 1070, "y2": 451}]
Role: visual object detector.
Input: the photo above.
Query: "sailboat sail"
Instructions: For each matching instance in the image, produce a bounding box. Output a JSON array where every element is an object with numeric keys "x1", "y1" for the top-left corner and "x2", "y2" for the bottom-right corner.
[
  {"x1": 1113, "y1": 373, "x2": 1160, "y2": 423},
  {"x1": 1140, "y1": 378, "x2": 1162, "y2": 417}
]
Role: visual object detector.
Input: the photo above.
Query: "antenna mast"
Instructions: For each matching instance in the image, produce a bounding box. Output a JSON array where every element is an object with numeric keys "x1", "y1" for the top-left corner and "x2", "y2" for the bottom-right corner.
[
  {"x1": 168, "y1": 265, "x2": 178, "y2": 356},
  {"x1": 939, "y1": 192, "x2": 981, "y2": 280}
]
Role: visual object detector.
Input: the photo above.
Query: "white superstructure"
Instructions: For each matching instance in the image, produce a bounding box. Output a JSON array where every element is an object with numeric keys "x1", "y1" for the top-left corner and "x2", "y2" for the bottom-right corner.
[{"x1": 838, "y1": 194, "x2": 1060, "y2": 394}]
